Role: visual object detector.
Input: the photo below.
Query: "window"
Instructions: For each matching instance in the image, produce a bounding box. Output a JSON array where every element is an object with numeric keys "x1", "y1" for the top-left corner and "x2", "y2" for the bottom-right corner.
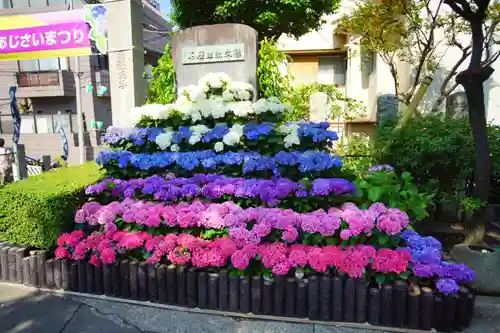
[
  {"x1": 362, "y1": 50, "x2": 375, "y2": 75},
  {"x1": 0, "y1": 116, "x2": 13, "y2": 135},
  {"x1": 18, "y1": 57, "x2": 67, "y2": 72},
  {"x1": 48, "y1": 0, "x2": 68, "y2": 5},
  {"x1": 20, "y1": 115, "x2": 35, "y2": 134},
  {"x1": 29, "y1": 0, "x2": 49, "y2": 8},
  {"x1": 317, "y1": 56, "x2": 347, "y2": 86},
  {"x1": 3, "y1": 0, "x2": 68, "y2": 7},
  {"x1": 0, "y1": 113, "x2": 78, "y2": 135},
  {"x1": 0, "y1": 0, "x2": 12, "y2": 8},
  {"x1": 36, "y1": 114, "x2": 55, "y2": 134},
  {"x1": 12, "y1": 0, "x2": 30, "y2": 8}
]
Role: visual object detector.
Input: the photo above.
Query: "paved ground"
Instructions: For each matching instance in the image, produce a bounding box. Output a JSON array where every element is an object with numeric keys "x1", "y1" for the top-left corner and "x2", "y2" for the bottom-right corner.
[{"x1": 0, "y1": 283, "x2": 499, "y2": 333}]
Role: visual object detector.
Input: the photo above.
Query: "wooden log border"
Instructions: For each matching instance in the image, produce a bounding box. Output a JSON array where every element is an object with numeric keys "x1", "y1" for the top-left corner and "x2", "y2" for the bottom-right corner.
[{"x1": 0, "y1": 244, "x2": 476, "y2": 332}]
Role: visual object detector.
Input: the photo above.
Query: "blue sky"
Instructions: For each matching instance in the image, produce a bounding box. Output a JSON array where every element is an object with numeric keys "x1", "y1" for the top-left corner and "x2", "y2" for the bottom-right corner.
[{"x1": 158, "y1": 0, "x2": 171, "y2": 14}]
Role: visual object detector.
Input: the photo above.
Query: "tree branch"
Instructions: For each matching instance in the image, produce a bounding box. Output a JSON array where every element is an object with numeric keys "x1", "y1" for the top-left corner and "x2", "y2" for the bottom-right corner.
[
  {"x1": 444, "y1": 0, "x2": 473, "y2": 20},
  {"x1": 404, "y1": 0, "x2": 444, "y2": 104},
  {"x1": 441, "y1": 47, "x2": 471, "y2": 96},
  {"x1": 482, "y1": 50, "x2": 500, "y2": 67}
]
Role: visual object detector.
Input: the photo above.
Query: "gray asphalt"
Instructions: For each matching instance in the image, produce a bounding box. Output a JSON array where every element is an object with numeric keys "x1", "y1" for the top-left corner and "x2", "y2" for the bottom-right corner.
[{"x1": 0, "y1": 283, "x2": 499, "y2": 333}]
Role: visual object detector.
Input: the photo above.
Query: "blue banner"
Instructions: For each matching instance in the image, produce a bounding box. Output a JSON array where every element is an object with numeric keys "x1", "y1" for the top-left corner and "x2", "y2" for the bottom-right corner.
[{"x1": 9, "y1": 86, "x2": 20, "y2": 145}]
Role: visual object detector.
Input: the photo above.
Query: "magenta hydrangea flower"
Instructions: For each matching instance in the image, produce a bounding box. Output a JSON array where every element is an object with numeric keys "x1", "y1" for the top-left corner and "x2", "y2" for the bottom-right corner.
[
  {"x1": 272, "y1": 260, "x2": 291, "y2": 275},
  {"x1": 282, "y1": 225, "x2": 299, "y2": 242},
  {"x1": 168, "y1": 246, "x2": 191, "y2": 265},
  {"x1": 231, "y1": 250, "x2": 250, "y2": 270}
]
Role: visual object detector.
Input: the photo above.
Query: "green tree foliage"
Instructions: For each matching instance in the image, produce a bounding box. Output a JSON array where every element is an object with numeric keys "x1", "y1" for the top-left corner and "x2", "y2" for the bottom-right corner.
[
  {"x1": 257, "y1": 38, "x2": 293, "y2": 101},
  {"x1": 146, "y1": 45, "x2": 176, "y2": 105},
  {"x1": 170, "y1": 0, "x2": 340, "y2": 39},
  {"x1": 337, "y1": 0, "x2": 499, "y2": 107}
]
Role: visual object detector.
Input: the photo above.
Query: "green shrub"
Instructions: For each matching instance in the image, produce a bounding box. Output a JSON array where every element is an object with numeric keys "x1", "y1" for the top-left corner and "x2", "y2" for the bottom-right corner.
[
  {"x1": 0, "y1": 163, "x2": 103, "y2": 250},
  {"x1": 375, "y1": 115, "x2": 475, "y2": 196}
]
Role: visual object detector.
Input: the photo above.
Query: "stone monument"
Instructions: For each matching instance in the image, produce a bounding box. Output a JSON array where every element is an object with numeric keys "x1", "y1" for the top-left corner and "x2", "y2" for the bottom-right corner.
[
  {"x1": 171, "y1": 24, "x2": 258, "y2": 94},
  {"x1": 446, "y1": 91, "x2": 468, "y2": 119},
  {"x1": 105, "y1": 0, "x2": 146, "y2": 126},
  {"x1": 309, "y1": 92, "x2": 330, "y2": 122},
  {"x1": 376, "y1": 93, "x2": 399, "y2": 124}
]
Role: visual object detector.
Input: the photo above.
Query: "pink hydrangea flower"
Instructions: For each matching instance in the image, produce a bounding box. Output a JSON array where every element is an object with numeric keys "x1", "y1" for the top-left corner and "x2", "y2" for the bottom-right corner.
[
  {"x1": 288, "y1": 245, "x2": 308, "y2": 268},
  {"x1": 272, "y1": 260, "x2": 291, "y2": 275},
  {"x1": 307, "y1": 247, "x2": 330, "y2": 272},
  {"x1": 72, "y1": 240, "x2": 89, "y2": 260},
  {"x1": 368, "y1": 202, "x2": 388, "y2": 218},
  {"x1": 241, "y1": 244, "x2": 259, "y2": 258},
  {"x1": 377, "y1": 208, "x2": 410, "y2": 235},
  {"x1": 168, "y1": 246, "x2": 191, "y2": 265},
  {"x1": 229, "y1": 227, "x2": 254, "y2": 248},
  {"x1": 117, "y1": 232, "x2": 144, "y2": 250},
  {"x1": 210, "y1": 238, "x2": 237, "y2": 257},
  {"x1": 57, "y1": 233, "x2": 69, "y2": 247},
  {"x1": 100, "y1": 247, "x2": 116, "y2": 264},
  {"x1": 231, "y1": 250, "x2": 250, "y2": 270},
  {"x1": 90, "y1": 254, "x2": 101, "y2": 266},
  {"x1": 55, "y1": 247, "x2": 70, "y2": 259},
  {"x1": 65, "y1": 230, "x2": 85, "y2": 247},
  {"x1": 252, "y1": 222, "x2": 272, "y2": 237},
  {"x1": 145, "y1": 235, "x2": 165, "y2": 252},
  {"x1": 372, "y1": 248, "x2": 411, "y2": 274},
  {"x1": 282, "y1": 225, "x2": 299, "y2": 242},
  {"x1": 340, "y1": 229, "x2": 352, "y2": 240},
  {"x1": 259, "y1": 242, "x2": 287, "y2": 268},
  {"x1": 338, "y1": 246, "x2": 373, "y2": 278}
]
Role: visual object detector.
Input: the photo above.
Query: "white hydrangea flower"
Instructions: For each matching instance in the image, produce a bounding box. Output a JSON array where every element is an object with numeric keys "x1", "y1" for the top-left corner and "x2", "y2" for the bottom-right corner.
[
  {"x1": 214, "y1": 142, "x2": 224, "y2": 152},
  {"x1": 190, "y1": 124, "x2": 210, "y2": 136},
  {"x1": 189, "y1": 135, "x2": 201, "y2": 145},
  {"x1": 127, "y1": 104, "x2": 172, "y2": 126},
  {"x1": 178, "y1": 85, "x2": 196, "y2": 98},
  {"x1": 127, "y1": 106, "x2": 146, "y2": 126},
  {"x1": 222, "y1": 90, "x2": 234, "y2": 101},
  {"x1": 170, "y1": 144, "x2": 180, "y2": 152},
  {"x1": 277, "y1": 124, "x2": 291, "y2": 134},
  {"x1": 199, "y1": 99, "x2": 228, "y2": 119},
  {"x1": 239, "y1": 90, "x2": 251, "y2": 101},
  {"x1": 178, "y1": 102, "x2": 202, "y2": 122},
  {"x1": 155, "y1": 131, "x2": 174, "y2": 150},
  {"x1": 225, "y1": 82, "x2": 254, "y2": 101},
  {"x1": 252, "y1": 98, "x2": 270, "y2": 115},
  {"x1": 223, "y1": 129, "x2": 242, "y2": 146},
  {"x1": 176, "y1": 94, "x2": 189, "y2": 106},
  {"x1": 283, "y1": 123, "x2": 301, "y2": 148},
  {"x1": 188, "y1": 85, "x2": 208, "y2": 102},
  {"x1": 257, "y1": 97, "x2": 288, "y2": 115},
  {"x1": 230, "y1": 124, "x2": 245, "y2": 136},
  {"x1": 230, "y1": 101, "x2": 254, "y2": 117},
  {"x1": 198, "y1": 72, "x2": 232, "y2": 90}
]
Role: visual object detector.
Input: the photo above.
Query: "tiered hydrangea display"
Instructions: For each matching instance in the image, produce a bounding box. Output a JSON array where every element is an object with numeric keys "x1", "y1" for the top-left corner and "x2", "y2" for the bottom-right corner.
[{"x1": 56, "y1": 73, "x2": 473, "y2": 299}]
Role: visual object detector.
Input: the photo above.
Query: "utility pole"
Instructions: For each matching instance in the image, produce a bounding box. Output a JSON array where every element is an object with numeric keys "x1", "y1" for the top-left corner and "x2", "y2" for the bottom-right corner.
[{"x1": 70, "y1": 0, "x2": 86, "y2": 164}]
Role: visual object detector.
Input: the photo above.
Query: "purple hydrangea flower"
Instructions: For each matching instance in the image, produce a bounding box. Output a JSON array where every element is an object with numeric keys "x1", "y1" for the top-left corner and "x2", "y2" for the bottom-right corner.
[{"x1": 436, "y1": 278, "x2": 460, "y2": 295}]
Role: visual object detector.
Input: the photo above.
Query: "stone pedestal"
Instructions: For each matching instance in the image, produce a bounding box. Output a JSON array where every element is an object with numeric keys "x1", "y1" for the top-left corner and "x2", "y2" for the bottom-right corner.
[
  {"x1": 450, "y1": 244, "x2": 500, "y2": 294},
  {"x1": 105, "y1": 0, "x2": 146, "y2": 126}
]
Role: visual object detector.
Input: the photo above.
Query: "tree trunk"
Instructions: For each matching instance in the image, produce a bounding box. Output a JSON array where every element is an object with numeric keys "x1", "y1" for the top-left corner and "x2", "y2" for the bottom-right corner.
[
  {"x1": 456, "y1": 17, "x2": 494, "y2": 244},
  {"x1": 458, "y1": 66, "x2": 494, "y2": 243}
]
